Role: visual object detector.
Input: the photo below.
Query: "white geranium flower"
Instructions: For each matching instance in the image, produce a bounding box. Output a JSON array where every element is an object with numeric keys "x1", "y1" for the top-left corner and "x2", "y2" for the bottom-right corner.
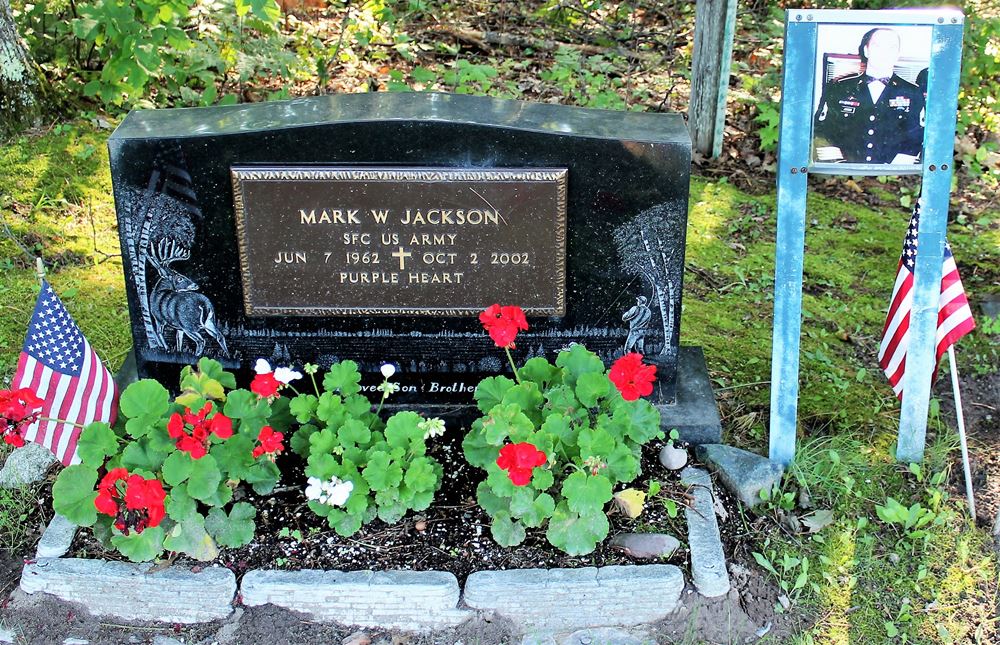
[
  {"x1": 325, "y1": 480, "x2": 354, "y2": 506},
  {"x1": 380, "y1": 363, "x2": 397, "y2": 379},
  {"x1": 304, "y1": 476, "x2": 325, "y2": 501},
  {"x1": 254, "y1": 358, "x2": 272, "y2": 374},
  {"x1": 274, "y1": 367, "x2": 303, "y2": 384},
  {"x1": 419, "y1": 417, "x2": 446, "y2": 440}
]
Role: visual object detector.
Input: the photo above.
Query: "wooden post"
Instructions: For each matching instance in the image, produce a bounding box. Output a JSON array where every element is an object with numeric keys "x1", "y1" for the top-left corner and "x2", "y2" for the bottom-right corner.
[{"x1": 688, "y1": 0, "x2": 738, "y2": 158}]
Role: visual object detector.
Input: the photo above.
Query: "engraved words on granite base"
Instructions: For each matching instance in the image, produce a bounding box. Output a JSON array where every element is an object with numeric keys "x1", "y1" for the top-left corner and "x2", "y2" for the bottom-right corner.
[{"x1": 232, "y1": 167, "x2": 567, "y2": 316}]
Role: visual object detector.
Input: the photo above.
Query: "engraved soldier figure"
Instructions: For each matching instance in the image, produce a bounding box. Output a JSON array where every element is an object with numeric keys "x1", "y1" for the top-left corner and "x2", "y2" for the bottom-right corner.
[
  {"x1": 622, "y1": 295, "x2": 652, "y2": 354},
  {"x1": 814, "y1": 28, "x2": 924, "y2": 164}
]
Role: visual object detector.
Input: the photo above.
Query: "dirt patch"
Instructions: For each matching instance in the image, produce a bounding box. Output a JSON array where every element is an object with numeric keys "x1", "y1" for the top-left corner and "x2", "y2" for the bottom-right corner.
[
  {"x1": 651, "y1": 562, "x2": 805, "y2": 644},
  {"x1": 934, "y1": 368, "x2": 1000, "y2": 528}
]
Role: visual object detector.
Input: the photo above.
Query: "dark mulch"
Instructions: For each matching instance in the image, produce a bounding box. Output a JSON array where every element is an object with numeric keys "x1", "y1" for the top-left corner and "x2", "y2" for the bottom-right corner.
[{"x1": 68, "y1": 429, "x2": 692, "y2": 583}]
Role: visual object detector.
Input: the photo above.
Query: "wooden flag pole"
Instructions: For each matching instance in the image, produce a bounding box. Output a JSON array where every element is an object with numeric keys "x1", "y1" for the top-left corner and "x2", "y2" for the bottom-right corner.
[{"x1": 947, "y1": 345, "x2": 976, "y2": 519}]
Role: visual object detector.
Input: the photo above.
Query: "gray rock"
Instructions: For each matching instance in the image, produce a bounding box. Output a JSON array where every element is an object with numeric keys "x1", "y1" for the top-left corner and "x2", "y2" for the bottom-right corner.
[
  {"x1": 0, "y1": 627, "x2": 16, "y2": 643},
  {"x1": 563, "y1": 627, "x2": 649, "y2": 645},
  {"x1": 658, "y1": 444, "x2": 688, "y2": 470},
  {"x1": 609, "y1": 533, "x2": 680, "y2": 559},
  {"x1": 214, "y1": 607, "x2": 243, "y2": 644},
  {"x1": 151, "y1": 638, "x2": 184, "y2": 645},
  {"x1": 36, "y1": 514, "x2": 78, "y2": 558},
  {"x1": 680, "y1": 467, "x2": 730, "y2": 598},
  {"x1": 0, "y1": 442, "x2": 56, "y2": 488},
  {"x1": 62, "y1": 640, "x2": 89, "y2": 645},
  {"x1": 695, "y1": 444, "x2": 784, "y2": 508},
  {"x1": 343, "y1": 631, "x2": 372, "y2": 645}
]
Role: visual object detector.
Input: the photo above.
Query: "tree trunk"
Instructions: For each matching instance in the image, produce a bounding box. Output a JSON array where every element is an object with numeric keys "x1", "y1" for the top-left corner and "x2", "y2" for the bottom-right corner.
[{"x1": 0, "y1": 0, "x2": 44, "y2": 139}]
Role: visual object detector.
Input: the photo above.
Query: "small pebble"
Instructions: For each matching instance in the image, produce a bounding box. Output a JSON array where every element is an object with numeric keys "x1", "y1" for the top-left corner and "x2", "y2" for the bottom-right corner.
[
  {"x1": 342, "y1": 631, "x2": 371, "y2": 645},
  {"x1": 415, "y1": 520, "x2": 427, "y2": 532},
  {"x1": 658, "y1": 444, "x2": 688, "y2": 470}
]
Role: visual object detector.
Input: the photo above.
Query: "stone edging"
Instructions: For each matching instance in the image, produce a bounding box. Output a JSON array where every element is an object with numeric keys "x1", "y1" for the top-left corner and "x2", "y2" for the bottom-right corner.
[{"x1": 22, "y1": 483, "x2": 727, "y2": 632}]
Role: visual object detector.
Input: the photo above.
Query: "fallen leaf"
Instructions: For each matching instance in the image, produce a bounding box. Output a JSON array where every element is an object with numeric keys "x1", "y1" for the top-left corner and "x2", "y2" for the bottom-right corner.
[
  {"x1": 613, "y1": 488, "x2": 646, "y2": 519},
  {"x1": 801, "y1": 509, "x2": 835, "y2": 533}
]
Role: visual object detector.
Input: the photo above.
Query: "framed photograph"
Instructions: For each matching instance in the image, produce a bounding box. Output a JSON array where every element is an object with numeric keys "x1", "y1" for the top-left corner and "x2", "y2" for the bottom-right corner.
[{"x1": 811, "y1": 23, "x2": 932, "y2": 174}]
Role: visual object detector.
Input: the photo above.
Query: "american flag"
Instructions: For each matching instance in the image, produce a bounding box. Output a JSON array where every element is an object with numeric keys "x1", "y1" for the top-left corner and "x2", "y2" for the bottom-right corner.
[
  {"x1": 878, "y1": 200, "x2": 976, "y2": 399},
  {"x1": 12, "y1": 281, "x2": 118, "y2": 465}
]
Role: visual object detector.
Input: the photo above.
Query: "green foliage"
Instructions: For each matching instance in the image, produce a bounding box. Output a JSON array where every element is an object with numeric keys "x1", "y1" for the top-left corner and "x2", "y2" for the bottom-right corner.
[
  {"x1": 288, "y1": 361, "x2": 444, "y2": 536},
  {"x1": 464, "y1": 345, "x2": 662, "y2": 555},
  {"x1": 50, "y1": 359, "x2": 281, "y2": 561}
]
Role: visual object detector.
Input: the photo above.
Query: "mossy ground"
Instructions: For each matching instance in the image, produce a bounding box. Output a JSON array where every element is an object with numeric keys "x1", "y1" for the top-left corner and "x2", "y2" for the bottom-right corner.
[{"x1": 1, "y1": 122, "x2": 998, "y2": 643}]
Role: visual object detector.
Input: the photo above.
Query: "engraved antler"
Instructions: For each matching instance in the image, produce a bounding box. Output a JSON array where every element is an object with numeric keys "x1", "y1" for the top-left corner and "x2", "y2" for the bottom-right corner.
[{"x1": 150, "y1": 238, "x2": 191, "y2": 272}]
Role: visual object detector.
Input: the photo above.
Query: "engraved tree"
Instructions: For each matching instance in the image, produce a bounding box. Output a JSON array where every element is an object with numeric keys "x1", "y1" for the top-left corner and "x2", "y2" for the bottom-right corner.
[{"x1": 613, "y1": 203, "x2": 686, "y2": 357}]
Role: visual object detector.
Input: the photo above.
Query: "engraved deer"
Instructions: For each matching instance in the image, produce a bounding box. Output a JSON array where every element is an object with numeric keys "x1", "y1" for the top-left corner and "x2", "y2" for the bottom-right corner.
[{"x1": 148, "y1": 239, "x2": 229, "y2": 356}]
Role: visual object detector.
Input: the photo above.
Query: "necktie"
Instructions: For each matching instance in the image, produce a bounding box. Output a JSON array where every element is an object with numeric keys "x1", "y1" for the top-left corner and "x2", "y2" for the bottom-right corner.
[{"x1": 865, "y1": 74, "x2": 892, "y2": 85}]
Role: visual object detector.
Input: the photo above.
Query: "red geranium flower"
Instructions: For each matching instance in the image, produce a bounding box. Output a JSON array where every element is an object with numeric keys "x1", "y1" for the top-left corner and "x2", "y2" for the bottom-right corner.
[
  {"x1": 479, "y1": 304, "x2": 529, "y2": 349},
  {"x1": 252, "y1": 425, "x2": 284, "y2": 459},
  {"x1": 608, "y1": 352, "x2": 657, "y2": 401},
  {"x1": 251, "y1": 372, "x2": 282, "y2": 398},
  {"x1": 0, "y1": 387, "x2": 43, "y2": 447},
  {"x1": 94, "y1": 468, "x2": 166, "y2": 535},
  {"x1": 166, "y1": 402, "x2": 232, "y2": 459},
  {"x1": 496, "y1": 442, "x2": 547, "y2": 486}
]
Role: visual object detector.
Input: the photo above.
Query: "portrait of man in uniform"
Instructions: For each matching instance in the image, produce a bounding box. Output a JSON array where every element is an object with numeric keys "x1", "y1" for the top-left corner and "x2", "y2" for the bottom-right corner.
[{"x1": 812, "y1": 25, "x2": 930, "y2": 167}]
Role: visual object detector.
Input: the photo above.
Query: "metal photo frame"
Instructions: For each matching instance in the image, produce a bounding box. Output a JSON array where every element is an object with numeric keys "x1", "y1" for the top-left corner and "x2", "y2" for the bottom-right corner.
[{"x1": 768, "y1": 8, "x2": 965, "y2": 466}]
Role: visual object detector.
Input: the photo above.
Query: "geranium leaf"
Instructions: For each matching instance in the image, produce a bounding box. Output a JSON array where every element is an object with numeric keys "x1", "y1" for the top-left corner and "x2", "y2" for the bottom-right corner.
[
  {"x1": 462, "y1": 424, "x2": 499, "y2": 468},
  {"x1": 385, "y1": 411, "x2": 422, "y2": 453},
  {"x1": 52, "y1": 465, "x2": 98, "y2": 527},
  {"x1": 165, "y1": 483, "x2": 197, "y2": 521},
  {"x1": 205, "y1": 502, "x2": 256, "y2": 548},
  {"x1": 245, "y1": 459, "x2": 280, "y2": 495},
  {"x1": 77, "y1": 422, "x2": 119, "y2": 467},
  {"x1": 289, "y1": 394, "x2": 318, "y2": 423},
  {"x1": 578, "y1": 427, "x2": 616, "y2": 460},
  {"x1": 474, "y1": 376, "x2": 516, "y2": 414},
  {"x1": 362, "y1": 452, "x2": 402, "y2": 491},
  {"x1": 575, "y1": 372, "x2": 611, "y2": 408},
  {"x1": 617, "y1": 399, "x2": 663, "y2": 444},
  {"x1": 555, "y1": 345, "x2": 605, "y2": 386},
  {"x1": 500, "y1": 383, "x2": 544, "y2": 423},
  {"x1": 476, "y1": 481, "x2": 510, "y2": 517},
  {"x1": 163, "y1": 514, "x2": 218, "y2": 561},
  {"x1": 186, "y1": 454, "x2": 223, "y2": 502},
  {"x1": 546, "y1": 502, "x2": 608, "y2": 555},
  {"x1": 323, "y1": 361, "x2": 362, "y2": 396},
  {"x1": 121, "y1": 436, "x2": 170, "y2": 472},
  {"x1": 223, "y1": 390, "x2": 270, "y2": 422},
  {"x1": 290, "y1": 424, "x2": 317, "y2": 457},
  {"x1": 111, "y1": 526, "x2": 165, "y2": 562},
  {"x1": 490, "y1": 512, "x2": 526, "y2": 547},
  {"x1": 162, "y1": 450, "x2": 194, "y2": 487},
  {"x1": 196, "y1": 357, "x2": 237, "y2": 389},
  {"x1": 316, "y1": 393, "x2": 346, "y2": 425},
  {"x1": 540, "y1": 413, "x2": 575, "y2": 450},
  {"x1": 404, "y1": 457, "x2": 437, "y2": 492},
  {"x1": 562, "y1": 471, "x2": 613, "y2": 514},
  {"x1": 605, "y1": 444, "x2": 640, "y2": 483},
  {"x1": 518, "y1": 357, "x2": 559, "y2": 388},
  {"x1": 544, "y1": 385, "x2": 580, "y2": 417},
  {"x1": 337, "y1": 418, "x2": 371, "y2": 447},
  {"x1": 531, "y1": 467, "x2": 555, "y2": 491},
  {"x1": 119, "y1": 379, "x2": 169, "y2": 419},
  {"x1": 267, "y1": 396, "x2": 294, "y2": 434},
  {"x1": 211, "y1": 433, "x2": 255, "y2": 480}
]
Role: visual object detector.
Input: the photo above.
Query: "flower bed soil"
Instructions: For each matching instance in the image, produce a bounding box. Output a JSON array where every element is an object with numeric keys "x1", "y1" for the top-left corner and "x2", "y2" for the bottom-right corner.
[{"x1": 68, "y1": 430, "x2": 694, "y2": 583}]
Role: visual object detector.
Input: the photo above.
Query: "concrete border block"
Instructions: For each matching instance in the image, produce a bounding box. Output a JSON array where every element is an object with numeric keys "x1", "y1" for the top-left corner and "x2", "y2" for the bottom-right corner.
[
  {"x1": 20, "y1": 558, "x2": 236, "y2": 623},
  {"x1": 35, "y1": 514, "x2": 78, "y2": 559},
  {"x1": 241, "y1": 568, "x2": 472, "y2": 631},
  {"x1": 463, "y1": 565, "x2": 684, "y2": 632},
  {"x1": 681, "y1": 467, "x2": 730, "y2": 597}
]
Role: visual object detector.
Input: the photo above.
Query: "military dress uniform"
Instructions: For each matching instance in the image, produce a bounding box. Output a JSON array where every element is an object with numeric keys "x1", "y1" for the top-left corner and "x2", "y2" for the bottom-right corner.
[{"x1": 813, "y1": 73, "x2": 925, "y2": 164}]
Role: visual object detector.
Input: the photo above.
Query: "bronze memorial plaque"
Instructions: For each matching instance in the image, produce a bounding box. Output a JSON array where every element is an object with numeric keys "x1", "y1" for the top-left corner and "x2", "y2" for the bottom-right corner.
[{"x1": 231, "y1": 167, "x2": 567, "y2": 316}]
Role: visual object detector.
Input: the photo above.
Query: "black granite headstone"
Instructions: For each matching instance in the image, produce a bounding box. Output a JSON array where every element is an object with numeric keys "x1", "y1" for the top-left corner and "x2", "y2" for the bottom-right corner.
[{"x1": 109, "y1": 92, "x2": 718, "y2": 439}]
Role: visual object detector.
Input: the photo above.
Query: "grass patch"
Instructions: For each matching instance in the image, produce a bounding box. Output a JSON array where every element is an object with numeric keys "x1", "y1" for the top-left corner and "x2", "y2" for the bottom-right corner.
[{"x1": 0, "y1": 121, "x2": 998, "y2": 642}]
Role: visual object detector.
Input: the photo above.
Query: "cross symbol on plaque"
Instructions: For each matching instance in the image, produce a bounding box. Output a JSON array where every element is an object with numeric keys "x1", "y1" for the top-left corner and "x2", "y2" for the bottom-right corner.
[{"x1": 391, "y1": 246, "x2": 412, "y2": 270}]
